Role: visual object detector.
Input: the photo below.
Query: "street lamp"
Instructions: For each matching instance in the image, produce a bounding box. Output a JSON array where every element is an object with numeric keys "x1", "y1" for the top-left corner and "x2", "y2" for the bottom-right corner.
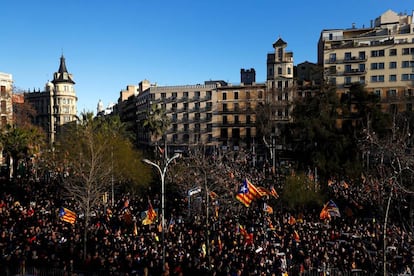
[{"x1": 142, "y1": 152, "x2": 181, "y2": 272}]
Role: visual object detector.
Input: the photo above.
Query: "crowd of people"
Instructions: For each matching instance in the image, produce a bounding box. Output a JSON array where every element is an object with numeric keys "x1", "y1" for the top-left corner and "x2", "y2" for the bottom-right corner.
[{"x1": 0, "y1": 159, "x2": 414, "y2": 276}]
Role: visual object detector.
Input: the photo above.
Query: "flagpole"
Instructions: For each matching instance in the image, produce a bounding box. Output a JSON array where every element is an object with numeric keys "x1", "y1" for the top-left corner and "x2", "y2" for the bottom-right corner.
[{"x1": 143, "y1": 152, "x2": 181, "y2": 273}]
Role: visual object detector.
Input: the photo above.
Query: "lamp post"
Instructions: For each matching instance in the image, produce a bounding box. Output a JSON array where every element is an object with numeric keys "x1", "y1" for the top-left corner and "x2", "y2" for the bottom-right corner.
[{"x1": 142, "y1": 152, "x2": 181, "y2": 272}]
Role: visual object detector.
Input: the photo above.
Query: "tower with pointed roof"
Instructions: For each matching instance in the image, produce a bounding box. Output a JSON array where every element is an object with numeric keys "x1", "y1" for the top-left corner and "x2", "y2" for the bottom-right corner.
[
  {"x1": 25, "y1": 55, "x2": 78, "y2": 143},
  {"x1": 265, "y1": 37, "x2": 295, "y2": 123}
]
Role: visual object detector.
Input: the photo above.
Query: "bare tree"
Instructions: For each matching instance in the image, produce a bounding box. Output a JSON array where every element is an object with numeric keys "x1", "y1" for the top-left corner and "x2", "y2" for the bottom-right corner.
[
  {"x1": 55, "y1": 112, "x2": 151, "y2": 259},
  {"x1": 359, "y1": 113, "x2": 414, "y2": 275}
]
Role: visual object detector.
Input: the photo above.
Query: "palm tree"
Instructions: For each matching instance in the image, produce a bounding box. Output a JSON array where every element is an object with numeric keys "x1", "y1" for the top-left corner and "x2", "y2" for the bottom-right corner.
[
  {"x1": 0, "y1": 124, "x2": 45, "y2": 179},
  {"x1": 143, "y1": 103, "x2": 171, "y2": 152}
]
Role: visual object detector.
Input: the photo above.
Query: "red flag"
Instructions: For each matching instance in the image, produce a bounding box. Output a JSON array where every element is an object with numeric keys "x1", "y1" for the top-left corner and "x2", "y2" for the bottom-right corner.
[
  {"x1": 239, "y1": 225, "x2": 254, "y2": 245},
  {"x1": 270, "y1": 186, "x2": 279, "y2": 199},
  {"x1": 293, "y1": 230, "x2": 300, "y2": 242}
]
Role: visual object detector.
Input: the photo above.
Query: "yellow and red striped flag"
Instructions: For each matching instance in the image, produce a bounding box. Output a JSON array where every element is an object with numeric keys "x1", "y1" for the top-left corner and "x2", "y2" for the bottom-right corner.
[
  {"x1": 270, "y1": 186, "x2": 279, "y2": 199},
  {"x1": 235, "y1": 178, "x2": 261, "y2": 207},
  {"x1": 59, "y1": 207, "x2": 76, "y2": 224},
  {"x1": 142, "y1": 201, "x2": 157, "y2": 225}
]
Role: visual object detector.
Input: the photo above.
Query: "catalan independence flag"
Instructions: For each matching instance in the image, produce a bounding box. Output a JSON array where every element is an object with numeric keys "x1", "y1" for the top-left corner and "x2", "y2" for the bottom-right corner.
[
  {"x1": 59, "y1": 207, "x2": 76, "y2": 224},
  {"x1": 142, "y1": 201, "x2": 157, "y2": 225},
  {"x1": 236, "y1": 178, "x2": 261, "y2": 207}
]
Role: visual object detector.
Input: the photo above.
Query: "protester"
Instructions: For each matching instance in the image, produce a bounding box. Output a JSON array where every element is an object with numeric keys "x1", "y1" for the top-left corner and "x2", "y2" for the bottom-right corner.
[{"x1": 0, "y1": 165, "x2": 413, "y2": 276}]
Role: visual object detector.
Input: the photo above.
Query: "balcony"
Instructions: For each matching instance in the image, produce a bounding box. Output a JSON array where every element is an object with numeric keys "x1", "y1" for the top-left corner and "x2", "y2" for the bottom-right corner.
[
  {"x1": 343, "y1": 56, "x2": 367, "y2": 63},
  {"x1": 343, "y1": 69, "x2": 366, "y2": 76}
]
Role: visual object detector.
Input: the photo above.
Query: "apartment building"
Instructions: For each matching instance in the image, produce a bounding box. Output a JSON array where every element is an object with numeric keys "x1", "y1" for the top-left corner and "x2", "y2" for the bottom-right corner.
[
  {"x1": 215, "y1": 72, "x2": 265, "y2": 148},
  {"x1": 135, "y1": 80, "x2": 218, "y2": 150},
  {"x1": 25, "y1": 55, "x2": 78, "y2": 143},
  {"x1": 0, "y1": 72, "x2": 13, "y2": 165},
  {"x1": 318, "y1": 10, "x2": 414, "y2": 114},
  {"x1": 0, "y1": 72, "x2": 13, "y2": 127}
]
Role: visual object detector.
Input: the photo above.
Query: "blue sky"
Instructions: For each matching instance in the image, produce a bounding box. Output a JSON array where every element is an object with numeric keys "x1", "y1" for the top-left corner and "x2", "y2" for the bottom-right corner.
[{"x1": 1, "y1": 0, "x2": 413, "y2": 113}]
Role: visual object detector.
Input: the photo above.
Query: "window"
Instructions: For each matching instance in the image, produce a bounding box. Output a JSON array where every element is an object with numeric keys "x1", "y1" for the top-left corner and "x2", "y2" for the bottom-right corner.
[
  {"x1": 359, "y1": 51, "x2": 366, "y2": 60},
  {"x1": 389, "y1": 75, "x2": 397, "y2": 82},
  {"x1": 206, "y1": 102, "x2": 212, "y2": 110},
  {"x1": 172, "y1": 113, "x2": 177, "y2": 121},
  {"x1": 172, "y1": 92, "x2": 177, "y2": 98},
  {"x1": 0, "y1": 86, "x2": 6, "y2": 97},
  {"x1": 329, "y1": 53, "x2": 336, "y2": 63},
  {"x1": 403, "y1": 48, "x2": 410, "y2": 55},
  {"x1": 246, "y1": 91, "x2": 250, "y2": 99},
  {"x1": 246, "y1": 115, "x2": 251, "y2": 124},
  {"x1": 402, "y1": 61, "x2": 411, "y2": 68},
  {"x1": 183, "y1": 92, "x2": 189, "y2": 98},
  {"x1": 1, "y1": 100, "x2": 6, "y2": 113},
  {"x1": 287, "y1": 67, "x2": 291, "y2": 75},
  {"x1": 183, "y1": 103, "x2": 188, "y2": 111},
  {"x1": 371, "y1": 75, "x2": 384, "y2": 82},
  {"x1": 234, "y1": 91, "x2": 239, "y2": 100},
  {"x1": 258, "y1": 91, "x2": 263, "y2": 98},
  {"x1": 206, "y1": 113, "x2": 212, "y2": 120},
  {"x1": 220, "y1": 128, "x2": 228, "y2": 139},
  {"x1": 172, "y1": 103, "x2": 177, "y2": 111},
  {"x1": 183, "y1": 113, "x2": 188, "y2": 121},
  {"x1": 195, "y1": 113, "x2": 200, "y2": 120},
  {"x1": 371, "y1": 62, "x2": 384, "y2": 70},
  {"x1": 345, "y1": 76, "x2": 352, "y2": 85},
  {"x1": 278, "y1": 81, "x2": 283, "y2": 89},
  {"x1": 389, "y1": 62, "x2": 397, "y2": 69},
  {"x1": 407, "y1": 103, "x2": 413, "y2": 112},
  {"x1": 389, "y1": 49, "x2": 397, "y2": 56},
  {"x1": 234, "y1": 115, "x2": 239, "y2": 124},
  {"x1": 184, "y1": 124, "x2": 189, "y2": 131},
  {"x1": 234, "y1": 103, "x2": 239, "y2": 111},
  {"x1": 344, "y1": 52, "x2": 352, "y2": 60},
  {"x1": 359, "y1": 64, "x2": 365, "y2": 72},
  {"x1": 173, "y1": 124, "x2": 177, "y2": 131},
  {"x1": 387, "y1": 89, "x2": 397, "y2": 97},
  {"x1": 371, "y1": 50, "x2": 385, "y2": 57},
  {"x1": 222, "y1": 103, "x2": 228, "y2": 112},
  {"x1": 222, "y1": 92, "x2": 227, "y2": 100},
  {"x1": 402, "y1": 74, "x2": 414, "y2": 81},
  {"x1": 206, "y1": 91, "x2": 212, "y2": 100},
  {"x1": 345, "y1": 64, "x2": 352, "y2": 72},
  {"x1": 194, "y1": 91, "x2": 200, "y2": 99},
  {"x1": 161, "y1": 93, "x2": 166, "y2": 99},
  {"x1": 222, "y1": 116, "x2": 227, "y2": 124}
]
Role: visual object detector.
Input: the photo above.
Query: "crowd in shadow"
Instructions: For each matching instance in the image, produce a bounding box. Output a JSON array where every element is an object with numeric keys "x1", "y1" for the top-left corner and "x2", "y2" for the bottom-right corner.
[{"x1": 0, "y1": 164, "x2": 413, "y2": 276}]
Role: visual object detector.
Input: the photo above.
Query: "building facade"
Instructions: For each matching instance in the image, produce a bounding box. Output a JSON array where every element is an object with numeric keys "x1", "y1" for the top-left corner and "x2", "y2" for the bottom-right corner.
[
  {"x1": 135, "y1": 80, "x2": 218, "y2": 150},
  {"x1": 0, "y1": 72, "x2": 13, "y2": 128},
  {"x1": 25, "y1": 55, "x2": 77, "y2": 143},
  {"x1": 266, "y1": 38, "x2": 295, "y2": 125},
  {"x1": 215, "y1": 82, "x2": 265, "y2": 149},
  {"x1": 318, "y1": 10, "x2": 414, "y2": 114}
]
